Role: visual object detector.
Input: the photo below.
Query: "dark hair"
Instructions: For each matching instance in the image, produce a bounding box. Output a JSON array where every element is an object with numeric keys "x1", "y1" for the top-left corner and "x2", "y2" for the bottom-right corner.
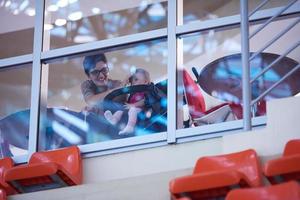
[{"x1": 83, "y1": 53, "x2": 107, "y2": 76}]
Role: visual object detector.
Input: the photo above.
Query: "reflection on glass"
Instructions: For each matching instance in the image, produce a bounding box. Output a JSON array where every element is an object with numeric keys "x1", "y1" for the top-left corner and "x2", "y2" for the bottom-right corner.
[
  {"x1": 178, "y1": 28, "x2": 241, "y2": 129},
  {"x1": 182, "y1": 0, "x2": 291, "y2": 24},
  {"x1": 0, "y1": 65, "x2": 32, "y2": 157},
  {"x1": 39, "y1": 39, "x2": 168, "y2": 150},
  {"x1": 43, "y1": 0, "x2": 167, "y2": 50},
  {"x1": 0, "y1": 0, "x2": 35, "y2": 58},
  {"x1": 179, "y1": 17, "x2": 300, "y2": 129}
]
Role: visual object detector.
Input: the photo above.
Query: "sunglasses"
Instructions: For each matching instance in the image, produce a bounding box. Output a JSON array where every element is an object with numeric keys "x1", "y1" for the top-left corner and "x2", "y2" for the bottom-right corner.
[{"x1": 89, "y1": 67, "x2": 109, "y2": 76}]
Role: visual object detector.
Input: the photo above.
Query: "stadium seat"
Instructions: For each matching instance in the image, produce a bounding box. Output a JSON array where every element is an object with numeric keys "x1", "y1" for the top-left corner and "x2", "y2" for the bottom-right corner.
[
  {"x1": 0, "y1": 157, "x2": 16, "y2": 195},
  {"x1": 183, "y1": 69, "x2": 240, "y2": 126},
  {"x1": 225, "y1": 181, "x2": 300, "y2": 200},
  {"x1": 0, "y1": 189, "x2": 6, "y2": 200},
  {"x1": 264, "y1": 139, "x2": 300, "y2": 184},
  {"x1": 169, "y1": 149, "x2": 263, "y2": 200},
  {"x1": 4, "y1": 146, "x2": 82, "y2": 193}
]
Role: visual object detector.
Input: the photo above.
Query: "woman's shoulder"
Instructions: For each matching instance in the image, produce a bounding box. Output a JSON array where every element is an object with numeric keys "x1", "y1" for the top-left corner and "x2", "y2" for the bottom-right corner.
[{"x1": 81, "y1": 79, "x2": 95, "y2": 88}]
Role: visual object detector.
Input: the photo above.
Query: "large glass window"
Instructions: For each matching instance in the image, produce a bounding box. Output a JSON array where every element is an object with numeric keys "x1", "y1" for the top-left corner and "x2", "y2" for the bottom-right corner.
[
  {"x1": 248, "y1": 16, "x2": 300, "y2": 109},
  {"x1": 177, "y1": 27, "x2": 242, "y2": 129},
  {"x1": 177, "y1": 15, "x2": 300, "y2": 129},
  {"x1": 182, "y1": 0, "x2": 291, "y2": 25},
  {"x1": 43, "y1": 0, "x2": 168, "y2": 50},
  {"x1": 38, "y1": 39, "x2": 167, "y2": 150},
  {"x1": 0, "y1": 64, "x2": 32, "y2": 157},
  {"x1": 0, "y1": 0, "x2": 35, "y2": 59}
]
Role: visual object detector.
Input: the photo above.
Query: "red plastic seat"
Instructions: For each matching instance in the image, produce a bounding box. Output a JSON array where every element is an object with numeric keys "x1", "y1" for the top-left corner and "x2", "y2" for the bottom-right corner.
[
  {"x1": 0, "y1": 157, "x2": 17, "y2": 195},
  {"x1": 264, "y1": 139, "x2": 300, "y2": 184},
  {"x1": 169, "y1": 149, "x2": 263, "y2": 200},
  {"x1": 183, "y1": 69, "x2": 240, "y2": 126},
  {"x1": 226, "y1": 181, "x2": 300, "y2": 200},
  {"x1": 4, "y1": 146, "x2": 82, "y2": 193},
  {"x1": 0, "y1": 189, "x2": 6, "y2": 200}
]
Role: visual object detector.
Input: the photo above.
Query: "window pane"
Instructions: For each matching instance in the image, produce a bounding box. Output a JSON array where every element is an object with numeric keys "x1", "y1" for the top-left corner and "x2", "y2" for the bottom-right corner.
[
  {"x1": 248, "y1": 16, "x2": 300, "y2": 107},
  {"x1": 43, "y1": 0, "x2": 168, "y2": 50},
  {"x1": 177, "y1": 27, "x2": 242, "y2": 129},
  {"x1": 182, "y1": 0, "x2": 291, "y2": 25},
  {"x1": 0, "y1": 64, "x2": 32, "y2": 157},
  {"x1": 39, "y1": 39, "x2": 167, "y2": 150},
  {"x1": 0, "y1": 0, "x2": 35, "y2": 59},
  {"x1": 178, "y1": 16, "x2": 300, "y2": 129}
]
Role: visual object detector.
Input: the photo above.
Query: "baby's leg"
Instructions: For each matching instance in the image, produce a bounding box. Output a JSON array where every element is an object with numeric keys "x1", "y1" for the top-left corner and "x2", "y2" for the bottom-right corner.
[
  {"x1": 104, "y1": 110, "x2": 123, "y2": 125},
  {"x1": 119, "y1": 107, "x2": 142, "y2": 135}
]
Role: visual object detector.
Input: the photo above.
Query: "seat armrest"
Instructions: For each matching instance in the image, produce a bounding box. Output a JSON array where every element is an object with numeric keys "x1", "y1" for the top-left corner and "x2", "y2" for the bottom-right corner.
[
  {"x1": 4, "y1": 163, "x2": 59, "y2": 182},
  {"x1": 170, "y1": 170, "x2": 241, "y2": 194},
  {"x1": 264, "y1": 155, "x2": 300, "y2": 176}
]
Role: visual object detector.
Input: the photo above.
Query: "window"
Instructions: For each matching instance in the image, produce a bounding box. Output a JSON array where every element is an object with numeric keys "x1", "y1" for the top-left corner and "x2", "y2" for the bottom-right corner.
[
  {"x1": 43, "y1": 0, "x2": 168, "y2": 50},
  {"x1": 0, "y1": 0, "x2": 35, "y2": 58},
  {"x1": 177, "y1": 27, "x2": 242, "y2": 129},
  {"x1": 0, "y1": 64, "x2": 32, "y2": 158},
  {"x1": 182, "y1": 0, "x2": 291, "y2": 25},
  {"x1": 38, "y1": 39, "x2": 167, "y2": 150}
]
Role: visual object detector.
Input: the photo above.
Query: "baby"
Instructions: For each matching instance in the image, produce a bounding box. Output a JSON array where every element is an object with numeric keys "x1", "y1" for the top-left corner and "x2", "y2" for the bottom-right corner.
[{"x1": 104, "y1": 68, "x2": 150, "y2": 135}]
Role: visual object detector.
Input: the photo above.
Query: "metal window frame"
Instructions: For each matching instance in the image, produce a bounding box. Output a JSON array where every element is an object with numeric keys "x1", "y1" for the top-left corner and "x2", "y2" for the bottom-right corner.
[{"x1": 0, "y1": 1, "x2": 299, "y2": 161}]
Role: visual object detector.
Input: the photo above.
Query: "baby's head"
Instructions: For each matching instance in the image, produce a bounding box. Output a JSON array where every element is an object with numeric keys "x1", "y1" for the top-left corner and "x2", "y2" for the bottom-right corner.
[{"x1": 131, "y1": 68, "x2": 150, "y2": 85}]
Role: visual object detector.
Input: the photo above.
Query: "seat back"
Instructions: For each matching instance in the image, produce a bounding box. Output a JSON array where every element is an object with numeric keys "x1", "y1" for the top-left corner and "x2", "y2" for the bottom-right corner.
[
  {"x1": 193, "y1": 149, "x2": 263, "y2": 187},
  {"x1": 194, "y1": 104, "x2": 235, "y2": 126},
  {"x1": 182, "y1": 69, "x2": 206, "y2": 119},
  {"x1": 0, "y1": 189, "x2": 6, "y2": 200},
  {"x1": 29, "y1": 146, "x2": 82, "y2": 183},
  {"x1": 225, "y1": 181, "x2": 300, "y2": 200},
  {"x1": 0, "y1": 158, "x2": 13, "y2": 182},
  {"x1": 283, "y1": 139, "x2": 300, "y2": 156},
  {"x1": 0, "y1": 157, "x2": 16, "y2": 195}
]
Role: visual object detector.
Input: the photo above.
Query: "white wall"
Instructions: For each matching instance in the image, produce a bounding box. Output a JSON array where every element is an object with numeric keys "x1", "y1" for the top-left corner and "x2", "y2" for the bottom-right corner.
[
  {"x1": 81, "y1": 97, "x2": 300, "y2": 184},
  {"x1": 223, "y1": 96, "x2": 300, "y2": 156}
]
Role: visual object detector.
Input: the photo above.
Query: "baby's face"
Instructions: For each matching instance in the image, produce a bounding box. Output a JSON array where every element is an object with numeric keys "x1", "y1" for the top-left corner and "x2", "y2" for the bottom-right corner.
[{"x1": 131, "y1": 72, "x2": 149, "y2": 85}]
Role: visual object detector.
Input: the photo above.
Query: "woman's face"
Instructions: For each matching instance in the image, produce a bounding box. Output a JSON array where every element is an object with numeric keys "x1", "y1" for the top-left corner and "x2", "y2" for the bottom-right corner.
[{"x1": 88, "y1": 61, "x2": 109, "y2": 86}]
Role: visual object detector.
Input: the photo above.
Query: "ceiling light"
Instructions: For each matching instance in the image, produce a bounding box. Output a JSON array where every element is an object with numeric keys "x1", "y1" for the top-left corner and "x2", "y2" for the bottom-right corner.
[
  {"x1": 55, "y1": 19, "x2": 67, "y2": 26},
  {"x1": 47, "y1": 4, "x2": 58, "y2": 12},
  {"x1": 25, "y1": 8, "x2": 35, "y2": 16},
  {"x1": 74, "y1": 35, "x2": 97, "y2": 43},
  {"x1": 92, "y1": 7, "x2": 101, "y2": 14},
  {"x1": 147, "y1": 3, "x2": 166, "y2": 18},
  {"x1": 68, "y1": 11, "x2": 82, "y2": 21},
  {"x1": 13, "y1": 9, "x2": 20, "y2": 15},
  {"x1": 57, "y1": 0, "x2": 68, "y2": 8},
  {"x1": 19, "y1": 0, "x2": 29, "y2": 11},
  {"x1": 68, "y1": 0, "x2": 78, "y2": 4},
  {"x1": 44, "y1": 24, "x2": 54, "y2": 30},
  {"x1": 5, "y1": 1, "x2": 11, "y2": 8}
]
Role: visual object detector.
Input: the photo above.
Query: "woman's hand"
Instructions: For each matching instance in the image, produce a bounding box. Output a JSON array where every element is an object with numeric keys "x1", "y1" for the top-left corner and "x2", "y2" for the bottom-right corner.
[
  {"x1": 82, "y1": 105, "x2": 98, "y2": 114},
  {"x1": 122, "y1": 74, "x2": 132, "y2": 86}
]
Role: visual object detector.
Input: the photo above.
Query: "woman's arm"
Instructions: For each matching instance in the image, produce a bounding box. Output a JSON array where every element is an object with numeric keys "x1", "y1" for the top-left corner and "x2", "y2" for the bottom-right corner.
[
  {"x1": 84, "y1": 90, "x2": 112, "y2": 106},
  {"x1": 81, "y1": 80, "x2": 123, "y2": 106}
]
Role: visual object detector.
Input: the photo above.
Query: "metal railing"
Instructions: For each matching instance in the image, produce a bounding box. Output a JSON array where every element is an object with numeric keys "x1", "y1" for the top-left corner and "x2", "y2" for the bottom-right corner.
[{"x1": 241, "y1": 0, "x2": 300, "y2": 130}]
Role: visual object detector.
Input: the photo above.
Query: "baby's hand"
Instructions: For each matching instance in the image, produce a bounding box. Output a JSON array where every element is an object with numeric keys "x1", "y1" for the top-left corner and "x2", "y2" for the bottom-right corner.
[{"x1": 124, "y1": 103, "x2": 134, "y2": 109}]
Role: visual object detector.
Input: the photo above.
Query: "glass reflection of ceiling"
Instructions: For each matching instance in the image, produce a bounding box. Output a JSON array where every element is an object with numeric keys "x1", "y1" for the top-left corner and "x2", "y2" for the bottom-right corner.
[
  {"x1": 215, "y1": 57, "x2": 281, "y2": 82},
  {"x1": 43, "y1": 1, "x2": 167, "y2": 48}
]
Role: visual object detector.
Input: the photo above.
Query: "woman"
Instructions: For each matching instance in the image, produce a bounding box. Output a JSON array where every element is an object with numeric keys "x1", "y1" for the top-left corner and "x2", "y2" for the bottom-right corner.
[{"x1": 81, "y1": 53, "x2": 126, "y2": 115}]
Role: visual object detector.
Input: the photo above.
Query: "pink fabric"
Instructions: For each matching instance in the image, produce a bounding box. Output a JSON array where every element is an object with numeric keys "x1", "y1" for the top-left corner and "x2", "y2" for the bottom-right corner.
[{"x1": 128, "y1": 92, "x2": 145, "y2": 106}]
